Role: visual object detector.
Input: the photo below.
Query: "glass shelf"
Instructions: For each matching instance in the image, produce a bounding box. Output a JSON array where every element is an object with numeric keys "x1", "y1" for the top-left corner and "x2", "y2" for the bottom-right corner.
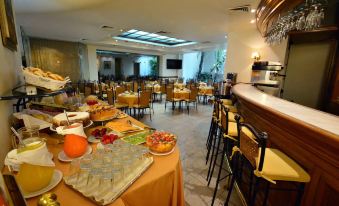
[{"x1": 0, "y1": 85, "x2": 71, "y2": 101}]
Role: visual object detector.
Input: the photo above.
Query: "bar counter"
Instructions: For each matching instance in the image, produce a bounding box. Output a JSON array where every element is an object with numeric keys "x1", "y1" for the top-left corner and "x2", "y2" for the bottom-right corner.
[{"x1": 231, "y1": 84, "x2": 339, "y2": 206}]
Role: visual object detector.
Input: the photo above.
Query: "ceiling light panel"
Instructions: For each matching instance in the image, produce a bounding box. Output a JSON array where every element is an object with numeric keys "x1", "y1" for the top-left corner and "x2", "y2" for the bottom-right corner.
[{"x1": 116, "y1": 29, "x2": 196, "y2": 46}]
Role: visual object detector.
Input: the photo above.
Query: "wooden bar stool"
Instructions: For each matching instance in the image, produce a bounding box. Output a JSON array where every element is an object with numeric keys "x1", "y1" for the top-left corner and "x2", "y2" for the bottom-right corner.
[{"x1": 225, "y1": 115, "x2": 311, "y2": 206}]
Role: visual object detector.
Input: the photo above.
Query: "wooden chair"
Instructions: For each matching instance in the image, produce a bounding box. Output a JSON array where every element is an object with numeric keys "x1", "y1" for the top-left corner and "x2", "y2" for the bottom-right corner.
[
  {"x1": 164, "y1": 87, "x2": 179, "y2": 111},
  {"x1": 133, "y1": 81, "x2": 139, "y2": 92},
  {"x1": 185, "y1": 87, "x2": 198, "y2": 114},
  {"x1": 225, "y1": 115, "x2": 311, "y2": 206},
  {"x1": 84, "y1": 86, "x2": 92, "y2": 97},
  {"x1": 132, "y1": 91, "x2": 152, "y2": 120},
  {"x1": 115, "y1": 86, "x2": 125, "y2": 97},
  {"x1": 106, "y1": 89, "x2": 114, "y2": 105}
]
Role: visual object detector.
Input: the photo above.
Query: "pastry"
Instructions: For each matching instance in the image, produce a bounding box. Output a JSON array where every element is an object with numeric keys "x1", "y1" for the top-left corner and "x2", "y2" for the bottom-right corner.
[
  {"x1": 52, "y1": 112, "x2": 90, "y2": 127},
  {"x1": 146, "y1": 131, "x2": 177, "y2": 153},
  {"x1": 26, "y1": 67, "x2": 65, "y2": 81},
  {"x1": 88, "y1": 105, "x2": 119, "y2": 121}
]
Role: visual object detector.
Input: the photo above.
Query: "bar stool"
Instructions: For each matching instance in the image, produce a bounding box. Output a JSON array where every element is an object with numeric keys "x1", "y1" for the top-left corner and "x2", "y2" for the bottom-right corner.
[
  {"x1": 205, "y1": 99, "x2": 221, "y2": 165},
  {"x1": 225, "y1": 115, "x2": 311, "y2": 206},
  {"x1": 207, "y1": 105, "x2": 247, "y2": 206}
]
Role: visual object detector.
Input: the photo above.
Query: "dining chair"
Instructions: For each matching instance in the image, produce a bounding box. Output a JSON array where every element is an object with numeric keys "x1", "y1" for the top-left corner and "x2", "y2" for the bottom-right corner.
[
  {"x1": 185, "y1": 87, "x2": 198, "y2": 114},
  {"x1": 84, "y1": 86, "x2": 92, "y2": 97},
  {"x1": 225, "y1": 115, "x2": 311, "y2": 206},
  {"x1": 165, "y1": 87, "x2": 179, "y2": 111},
  {"x1": 133, "y1": 91, "x2": 152, "y2": 121}
]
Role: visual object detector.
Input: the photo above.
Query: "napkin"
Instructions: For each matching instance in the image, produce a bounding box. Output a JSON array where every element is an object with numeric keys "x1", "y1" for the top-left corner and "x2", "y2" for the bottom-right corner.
[
  {"x1": 5, "y1": 142, "x2": 55, "y2": 168},
  {"x1": 56, "y1": 123, "x2": 87, "y2": 138}
]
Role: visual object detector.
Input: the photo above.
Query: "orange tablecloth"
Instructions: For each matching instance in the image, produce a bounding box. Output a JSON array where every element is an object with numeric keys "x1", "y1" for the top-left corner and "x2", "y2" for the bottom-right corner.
[
  {"x1": 21, "y1": 116, "x2": 184, "y2": 206},
  {"x1": 174, "y1": 89, "x2": 190, "y2": 100},
  {"x1": 199, "y1": 86, "x2": 214, "y2": 95},
  {"x1": 117, "y1": 93, "x2": 138, "y2": 107},
  {"x1": 145, "y1": 84, "x2": 161, "y2": 93}
]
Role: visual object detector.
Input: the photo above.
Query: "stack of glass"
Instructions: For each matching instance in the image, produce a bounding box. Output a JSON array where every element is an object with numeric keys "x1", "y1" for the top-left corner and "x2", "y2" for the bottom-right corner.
[{"x1": 64, "y1": 140, "x2": 151, "y2": 203}]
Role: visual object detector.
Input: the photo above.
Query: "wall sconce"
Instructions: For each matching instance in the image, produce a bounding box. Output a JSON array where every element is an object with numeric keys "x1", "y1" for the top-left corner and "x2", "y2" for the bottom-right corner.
[{"x1": 251, "y1": 51, "x2": 261, "y2": 61}]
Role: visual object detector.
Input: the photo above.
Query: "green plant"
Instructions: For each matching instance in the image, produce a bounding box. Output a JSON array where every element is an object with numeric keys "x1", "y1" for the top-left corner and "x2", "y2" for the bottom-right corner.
[
  {"x1": 197, "y1": 72, "x2": 212, "y2": 82},
  {"x1": 149, "y1": 57, "x2": 158, "y2": 76},
  {"x1": 210, "y1": 50, "x2": 226, "y2": 82}
]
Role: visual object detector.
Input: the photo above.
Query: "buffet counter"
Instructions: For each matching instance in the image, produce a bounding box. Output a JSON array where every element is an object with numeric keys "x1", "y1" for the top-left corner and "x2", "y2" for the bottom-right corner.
[
  {"x1": 232, "y1": 84, "x2": 339, "y2": 205},
  {"x1": 3, "y1": 116, "x2": 184, "y2": 206}
]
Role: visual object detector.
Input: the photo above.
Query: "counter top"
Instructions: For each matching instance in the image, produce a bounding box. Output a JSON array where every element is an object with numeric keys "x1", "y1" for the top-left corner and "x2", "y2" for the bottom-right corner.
[{"x1": 232, "y1": 83, "x2": 339, "y2": 137}]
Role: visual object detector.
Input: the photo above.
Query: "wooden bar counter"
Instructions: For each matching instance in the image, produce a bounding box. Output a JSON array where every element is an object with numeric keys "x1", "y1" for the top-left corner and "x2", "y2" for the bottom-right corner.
[{"x1": 231, "y1": 84, "x2": 339, "y2": 206}]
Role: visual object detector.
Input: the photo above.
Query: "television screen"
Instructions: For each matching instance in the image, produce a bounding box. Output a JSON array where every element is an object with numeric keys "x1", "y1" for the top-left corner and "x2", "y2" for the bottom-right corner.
[{"x1": 167, "y1": 59, "x2": 182, "y2": 69}]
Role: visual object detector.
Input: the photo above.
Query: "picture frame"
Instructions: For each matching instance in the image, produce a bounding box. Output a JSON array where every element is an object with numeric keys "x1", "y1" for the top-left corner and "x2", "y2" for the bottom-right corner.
[
  {"x1": 103, "y1": 61, "x2": 112, "y2": 70},
  {"x1": 0, "y1": 0, "x2": 17, "y2": 51}
]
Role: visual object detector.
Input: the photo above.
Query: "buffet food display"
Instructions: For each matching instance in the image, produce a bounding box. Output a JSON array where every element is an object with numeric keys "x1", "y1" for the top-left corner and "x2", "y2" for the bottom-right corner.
[
  {"x1": 23, "y1": 67, "x2": 70, "y2": 91},
  {"x1": 63, "y1": 140, "x2": 153, "y2": 205}
]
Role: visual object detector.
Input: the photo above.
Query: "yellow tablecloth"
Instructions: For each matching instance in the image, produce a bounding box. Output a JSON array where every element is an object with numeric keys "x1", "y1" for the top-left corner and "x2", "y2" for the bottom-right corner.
[
  {"x1": 145, "y1": 84, "x2": 161, "y2": 93},
  {"x1": 21, "y1": 116, "x2": 184, "y2": 206},
  {"x1": 117, "y1": 93, "x2": 138, "y2": 107},
  {"x1": 199, "y1": 86, "x2": 214, "y2": 95},
  {"x1": 174, "y1": 83, "x2": 185, "y2": 90},
  {"x1": 174, "y1": 89, "x2": 190, "y2": 100}
]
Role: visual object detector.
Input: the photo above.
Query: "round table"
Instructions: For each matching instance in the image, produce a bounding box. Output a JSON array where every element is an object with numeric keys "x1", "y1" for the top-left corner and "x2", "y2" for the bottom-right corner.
[
  {"x1": 145, "y1": 84, "x2": 161, "y2": 93},
  {"x1": 117, "y1": 93, "x2": 138, "y2": 108},
  {"x1": 199, "y1": 86, "x2": 214, "y2": 95},
  {"x1": 174, "y1": 89, "x2": 190, "y2": 100}
]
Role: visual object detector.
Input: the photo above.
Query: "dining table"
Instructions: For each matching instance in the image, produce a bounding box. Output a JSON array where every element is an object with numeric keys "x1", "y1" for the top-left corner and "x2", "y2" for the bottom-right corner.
[
  {"x1": 173, "y1": 88, "x2": 190, "y2": 101},
  {"x1": 117, "y1": 93, "x2": 139, "y2": 108},
  {"x1": 4, "y1": 115, "x2": 185, "y2": 206}
]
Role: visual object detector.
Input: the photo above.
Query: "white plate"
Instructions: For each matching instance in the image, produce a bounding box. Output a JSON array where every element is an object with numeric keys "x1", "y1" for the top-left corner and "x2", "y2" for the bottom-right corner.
[
  {"x1": 58, "y1": 146, "x2": 92, "y2": 162},
  {"x1": 149, "y1": 147, "x2": 175, "y2": 156},
  {"x1": 23, "y1": 169, "x2": 63, "y2": 198},
  {"x1": 49, "y1": 120, "x2": 93, "y2": 132}
]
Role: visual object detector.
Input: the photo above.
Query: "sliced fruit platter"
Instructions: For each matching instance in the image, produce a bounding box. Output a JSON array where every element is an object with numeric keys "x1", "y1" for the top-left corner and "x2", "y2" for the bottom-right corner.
[
  {"x1": 87, "y1": 126, "x2": 120, "y2": 143},
  {"x1": 122, "y1": 131, "x2": 154, "y2": 145},
  {"x1": 146, "y1": 131, "x2": 177, "y2": 155}
]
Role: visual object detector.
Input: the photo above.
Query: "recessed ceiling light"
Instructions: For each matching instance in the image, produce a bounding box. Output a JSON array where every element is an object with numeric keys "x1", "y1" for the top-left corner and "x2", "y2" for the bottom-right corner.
[
  {"x1": 250, "y1": 19, "x2": 256, "y2": 24},
  {"x1": 120, "y1": 29, "x2": 123, "y2": 32},
  {"x1": 115, "y1": 40, "x2": 118, "y2": 42},
  {"x1": 225, "y1": 35, "x2": 227, "y2": 38},
  {"x1": 251, "y1": 9, "x2": 256, "y2": 13}
]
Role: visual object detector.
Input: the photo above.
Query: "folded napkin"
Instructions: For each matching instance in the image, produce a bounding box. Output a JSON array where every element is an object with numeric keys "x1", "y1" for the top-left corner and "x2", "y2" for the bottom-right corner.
[
  {"x1": 56, "y1": 123, "x2": 87, "y2": 138},
  {"x1": 5, "y1": 142, "x2": 55, "y2": 168}
]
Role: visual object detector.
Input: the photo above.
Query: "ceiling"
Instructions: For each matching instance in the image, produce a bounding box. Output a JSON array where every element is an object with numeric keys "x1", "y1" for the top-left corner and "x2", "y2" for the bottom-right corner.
[{"x1": 14, "y1": 0, "x2": 260, "y2": 53}]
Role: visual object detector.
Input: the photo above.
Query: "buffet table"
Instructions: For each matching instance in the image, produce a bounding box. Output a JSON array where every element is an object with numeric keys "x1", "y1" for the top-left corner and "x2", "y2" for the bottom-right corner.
[
  {"x1": 232, "y1": 83, "x2": 339, "y2": 206},
  {"x1": 5, "y1": 116, "x2": 184, "y2": 206}
]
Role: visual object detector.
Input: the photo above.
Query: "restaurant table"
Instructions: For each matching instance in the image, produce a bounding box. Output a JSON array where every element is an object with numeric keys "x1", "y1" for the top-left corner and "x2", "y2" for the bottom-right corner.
[
  {"x1": 145, "y1": 84, "x2": 161, "y2": 93},
  {"x1": 198, "y1": 86, "x2": 213, "y2": 95},
  {"x1": 173, "y1": 89, "x2": 190, "y2": 100},
  {"x1": 117, "y1": 93, "x2": 138, "y2": 108},
  {"x1": 5, "y1": 115, "x2": 185, "y2": 206}
]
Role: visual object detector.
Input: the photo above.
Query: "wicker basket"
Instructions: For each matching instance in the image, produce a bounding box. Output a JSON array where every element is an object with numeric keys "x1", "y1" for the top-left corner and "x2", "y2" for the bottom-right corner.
[{"x1": 23, "y1": 69, "x2": 70, "y2": 91}]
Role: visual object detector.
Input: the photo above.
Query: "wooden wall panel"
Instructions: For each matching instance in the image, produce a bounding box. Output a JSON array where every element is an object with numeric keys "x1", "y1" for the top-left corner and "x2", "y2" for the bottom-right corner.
[{"x1": 235, "y1": 95, "x2": 339, "y2": 205}]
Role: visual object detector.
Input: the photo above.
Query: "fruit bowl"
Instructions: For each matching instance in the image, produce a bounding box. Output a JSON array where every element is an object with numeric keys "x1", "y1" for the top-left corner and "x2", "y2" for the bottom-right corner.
[{"x1": 146, "y1": 131, "x2": 177, "y2": 154}]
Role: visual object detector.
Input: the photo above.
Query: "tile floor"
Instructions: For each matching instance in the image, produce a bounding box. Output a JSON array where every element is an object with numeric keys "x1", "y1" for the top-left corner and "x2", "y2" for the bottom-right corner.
[{"x1": 138, "y1": 100, "x2": 242, "y2": 206}]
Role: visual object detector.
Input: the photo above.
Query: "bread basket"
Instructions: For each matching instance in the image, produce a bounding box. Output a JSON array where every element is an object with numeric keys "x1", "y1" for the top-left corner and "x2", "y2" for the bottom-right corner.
[{"x1": 23, "y1": 68, "x2": 70, "y2": 91}]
